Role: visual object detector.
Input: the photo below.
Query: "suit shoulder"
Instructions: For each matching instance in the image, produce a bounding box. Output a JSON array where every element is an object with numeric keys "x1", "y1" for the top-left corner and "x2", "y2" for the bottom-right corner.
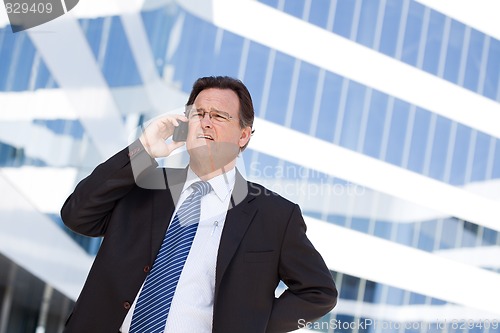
[{"x1": 247, "y1": 181, "x2": 297, "y2": 209}]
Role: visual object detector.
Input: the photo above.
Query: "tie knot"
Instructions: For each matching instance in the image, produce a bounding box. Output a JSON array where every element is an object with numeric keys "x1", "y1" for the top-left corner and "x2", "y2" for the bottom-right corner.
[{"x1": 191, "y1": 181, "x2": 212, "y2": 197}]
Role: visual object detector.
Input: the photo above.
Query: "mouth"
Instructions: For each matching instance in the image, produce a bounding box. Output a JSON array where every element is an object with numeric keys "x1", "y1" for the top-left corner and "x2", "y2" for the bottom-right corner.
[{"x1": 197, "y1": 134, "x2": 214, "y2": 141}]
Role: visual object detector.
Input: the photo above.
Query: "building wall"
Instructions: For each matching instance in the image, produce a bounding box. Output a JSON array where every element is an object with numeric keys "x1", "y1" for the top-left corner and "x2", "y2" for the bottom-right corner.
[{"x1": 0, "y1": 0, "x2": 499, "y2": 332}]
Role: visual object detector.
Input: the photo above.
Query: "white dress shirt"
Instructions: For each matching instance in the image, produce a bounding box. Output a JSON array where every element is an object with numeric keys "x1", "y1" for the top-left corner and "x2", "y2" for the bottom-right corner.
[{"x1": 120, "y1": 167, "x2": 236, "y2": 332}]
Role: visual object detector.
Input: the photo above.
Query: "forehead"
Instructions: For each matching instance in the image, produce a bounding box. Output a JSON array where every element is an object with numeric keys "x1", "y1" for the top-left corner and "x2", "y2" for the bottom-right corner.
[{"x1": 193, "y1": 88, "x2": 240, "y2": 113}]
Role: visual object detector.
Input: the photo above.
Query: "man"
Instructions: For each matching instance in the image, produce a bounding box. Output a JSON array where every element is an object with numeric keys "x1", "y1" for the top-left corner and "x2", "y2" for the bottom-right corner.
[{"x1": 61, "y1": 76, "x2": 337, "y2": 333}]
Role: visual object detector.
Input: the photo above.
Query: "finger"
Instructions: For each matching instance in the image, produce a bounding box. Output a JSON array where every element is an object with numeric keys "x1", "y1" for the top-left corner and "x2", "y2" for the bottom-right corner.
[
  {"x1": 169, "y1": 140, "x2": 185, "y2": 152},
  {"x1": 171, "y1": 114, "x2": 189, "y2": 127}
]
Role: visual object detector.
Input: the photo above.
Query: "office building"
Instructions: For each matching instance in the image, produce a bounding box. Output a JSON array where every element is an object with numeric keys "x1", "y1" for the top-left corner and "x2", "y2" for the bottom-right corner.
[{"x1": 1, "y1": 0, "x2": 499, "y2": 332}]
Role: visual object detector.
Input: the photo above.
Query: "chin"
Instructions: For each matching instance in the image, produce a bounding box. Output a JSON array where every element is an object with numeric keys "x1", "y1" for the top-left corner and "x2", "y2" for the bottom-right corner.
[{"x1": 187, "y1": 141, "x2": 239, "y2": 170}]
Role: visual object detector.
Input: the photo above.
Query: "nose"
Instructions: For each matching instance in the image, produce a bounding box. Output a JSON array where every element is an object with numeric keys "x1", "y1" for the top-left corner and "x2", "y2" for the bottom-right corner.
[{"x1": 200, "y1": 112, "x2": 213, "y2": 128}]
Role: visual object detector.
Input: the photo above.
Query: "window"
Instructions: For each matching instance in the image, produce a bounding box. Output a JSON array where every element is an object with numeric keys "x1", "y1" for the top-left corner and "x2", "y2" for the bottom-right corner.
[
  {"x1": 385, "y1": 99, "x2": 410, "y2": 166},
  {"x1": 408, "y1": 107, "x2": 431, "y2": 173},
  {"x1": 443, "y1": 20, "x2": 465, "y2": 83},
  {"x1": 265, "y1": 51, "x2": 294, "y2": 125},
  {"x1": 290, "y1": 62, "x2": 319, "y2": 134},
  {"x1": 422, "y1": 10, "x2": 446, "y2": 75},
  {"x1": 463, "y1": 29, "x2": 484, "y2": 92},
  {"x1": 401, "y1": 1, "x2": 425, "y2": 65},
  {"x1": 449, "y1": 123, "x2": 471, "y2": 185},
  {"x1": 340, "y1": 81, "x2": 366, "y2": 151},
  {"x1": 333, "y1": 0, "x2": 357, "y2": 39},
  {"x1": 243, "y1": 42, "x2": 270, "y2": 113},
  {"x1": 428, "y1": 116, "x2": 451, "y2": 181},
  {"x1": 315, "y1": 72, "x2": 343, "y2": 142},
  {"x1": 363, "y1": 90, "x2": 388, "y2": 158},
  {"x1": 356, "y1": 0, "x2": 380, "y2": 47},
  {"x1": 379, "y1": 0, "x2": 404, "y2": 56}
]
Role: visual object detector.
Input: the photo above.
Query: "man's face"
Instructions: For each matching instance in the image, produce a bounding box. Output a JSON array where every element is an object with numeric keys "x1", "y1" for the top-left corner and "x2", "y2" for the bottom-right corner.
[{"x1": 186, "y1": 88, "x2": 251, "y2": 172}]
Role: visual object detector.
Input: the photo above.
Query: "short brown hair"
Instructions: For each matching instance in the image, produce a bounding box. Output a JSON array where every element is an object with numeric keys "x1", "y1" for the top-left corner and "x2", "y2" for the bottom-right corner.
[{"x1": 186, "y1": 76, "x2": 254, "y2": 150}]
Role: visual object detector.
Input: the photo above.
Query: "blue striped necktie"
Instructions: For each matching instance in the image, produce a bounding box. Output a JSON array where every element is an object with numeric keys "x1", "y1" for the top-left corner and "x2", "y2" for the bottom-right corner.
[{"x1": 130, "y1": 181, "x2": 212, "y2": 333}]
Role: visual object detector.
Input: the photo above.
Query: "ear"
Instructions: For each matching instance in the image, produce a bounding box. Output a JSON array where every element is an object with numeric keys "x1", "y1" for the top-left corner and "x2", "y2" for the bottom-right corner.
[{"x1": 238, "y1": 126, "x2": 252, "y2": 149}]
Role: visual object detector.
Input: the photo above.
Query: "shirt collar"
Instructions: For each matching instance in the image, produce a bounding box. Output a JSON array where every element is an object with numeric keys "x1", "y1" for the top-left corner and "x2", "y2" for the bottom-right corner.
[{"x1": 183, "y1": 167, "x2": 236, "y2": 202}]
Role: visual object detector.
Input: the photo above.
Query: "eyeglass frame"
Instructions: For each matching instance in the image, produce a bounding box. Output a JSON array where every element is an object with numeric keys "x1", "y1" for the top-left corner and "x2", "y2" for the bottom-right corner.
[{"x1": 186, "y1": 106, "x2": 234, "y2": 123}]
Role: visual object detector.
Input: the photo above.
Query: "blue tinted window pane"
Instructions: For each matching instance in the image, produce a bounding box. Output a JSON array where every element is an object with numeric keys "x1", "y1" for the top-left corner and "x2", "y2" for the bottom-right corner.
[
  {"x1": 214, "y1": 31, "x2": 243, "y2": 77},
  {"x1": 333, "y1": 0, "x2": 356, "y2": 39},
  {"x1": 339, "y1": 274, "x2": 359, "y2": 300},
  {"x1": 493, "y1": 139, "x2": 500, "y2": 179},
  {"x1": 484, "y1": 38, "x2": 500, "y2": 100},
  {"x1": 409, "y1": 292, "x2": 426, "y2": 304},
  {"x1": 32, "y1": 119, "x2": 84, "y2": 139},
  {"x1": 265, "y1": 52, "x2": 294, "y2": 125},
  {"x1": 461, "y1": 221, "x2": 478, "y2": 247},
  {"x1": 422, "y1": 10, "x2": 445, "y2": 75},
  {"x1": 304, "y1": 211, "x2": 322, "y2": 220},
  {"x1": 408, "y1": 107, "x2": 430, "y2": 173},
  {"x1": 253, "y1": 152, "x2": 280, "y2": 179},
  {"x1": 356, "y1": 0, "x2": 379, "y2": 48},
  {"x1": 11, "y1": 34, "x2": 36, "y2": 91},
  {"x1": 443, "y1": 20, "x2": 465, "y2": 83},
  {"x1": 449, "y1": 123, "x2": 471, "y2": 185},
  {"x1": 308, "y1": 0, "x2": 331, "y2": 29},
  {"x1": 351, "y1": 217, "x2": 369, "y2": 233},
  {"x1": 244, "y1": 42, "x2": 269, "y2": 114},
  {"x1": 431, "y1": 297, "x2": 446, "y2": 306},
  {"x1": 463, "y1": 29, "x2": 484, "y2": 92},
  {"x1": 283, "y1": 0, "x2": 305, "y2": 18},
  {"x1": 290, "y1": 62, "x2": 318, "y2": 134},
  {"x1": 80, "y1": 18, "x2": 103, "y2": 61},
  {"x1": 171, "y1": 16, "x2": 217, "y2": 92},
  {"x1": 141, "y1": 7, "x2": 177, "y2": 77},
  {"x1": 439, "y1": 218, "x2": 459, "y2": 249},
  {"x1": 386, "y1": 286, "x2": 404, "y2": 305},
  {"x1": 371, "y1": 284, "x2": 385, "y2": 304},
  {"x1": 258, "y1": 0, "x2": 279, "y2": 9},
  {"x1": 396, "y1": 223, "x2": 413, "y2": 246},
  {"x1": 316, "y1": 72, "x2": 343, "y2": 142},
  {"x1": 379, "y1": 0, "x2": 402, "y2": 56},
  {"x1": 336, "y1": 314, "x2": 356, "y2": 333},
  {"x1": 428, "y1": 116, "x2": 451, "y2": 181},
  {"x1": 482, "y1": 227, "x2": 498, "y2": 246},
  {"x1": 327, "y1": 214, "x2": 346, "y2": 226},
  {"x1": 363, "y1": 280, "x2": 376, "y2": 303},
  {"x1": 417, "y1": 220, "x2": 436, "y2": 251},
  {"x1": 35, "y1": 57, "x2": 52, "y2": 89},
  {"x1": 374, "y1": 220, "x2": 392, "y2": 240},
  {"x1": 363, "y1": 90, "x2": 388, "y2": 158},
  {"x1": 0, "y1": 30, "x2": 16, "y2": 90},
  {"x1": 401, "y1": 1, "x2": 424, "y2": 65},
  {"x1": 340, "y1": 81, "x2": 366, "y2": 151},
  {"x1": 385, "y1": 99, "x2": 409, "y2": 166},
  {"x1": 470, "y1": 131, "x2": 490, "y2": 182},
  {"x1": 102, "y1": 17, "x2": 142, "y2": 87}
]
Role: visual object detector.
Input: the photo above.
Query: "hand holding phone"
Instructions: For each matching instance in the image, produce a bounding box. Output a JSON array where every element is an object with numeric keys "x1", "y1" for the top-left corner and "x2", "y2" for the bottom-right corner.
[{"x1": 172, "y1": 120, "x2": 188, "y2": 142}]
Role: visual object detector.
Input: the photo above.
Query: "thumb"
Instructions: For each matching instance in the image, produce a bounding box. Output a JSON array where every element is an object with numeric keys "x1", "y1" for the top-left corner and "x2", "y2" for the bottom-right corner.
[{"x1": 168, "y1": 141, "x2": 186, "y2": 153}]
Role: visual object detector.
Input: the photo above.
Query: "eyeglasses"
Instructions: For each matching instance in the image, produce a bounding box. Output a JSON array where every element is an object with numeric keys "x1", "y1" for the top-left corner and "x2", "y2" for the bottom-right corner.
[{"x1": 187, "y1": 108, "x2": 233, "y2": 123}]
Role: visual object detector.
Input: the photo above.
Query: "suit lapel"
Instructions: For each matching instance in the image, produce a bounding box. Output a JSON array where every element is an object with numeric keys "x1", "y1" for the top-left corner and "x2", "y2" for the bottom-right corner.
[
  {"x1": 215, "y1": 171, "x2": 257, "y2": 288},
  {"x1": 150, "y1": 167, "x2": 188, "y2": 261},
  {"x1": 150, "y1": 167, "x2": 258, "y2": 288}
]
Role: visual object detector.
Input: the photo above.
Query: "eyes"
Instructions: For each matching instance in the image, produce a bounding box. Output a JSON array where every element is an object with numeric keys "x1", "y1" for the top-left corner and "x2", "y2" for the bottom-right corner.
[{"x1": 187, "y1": 109, "x2": 233, "y2": 123}]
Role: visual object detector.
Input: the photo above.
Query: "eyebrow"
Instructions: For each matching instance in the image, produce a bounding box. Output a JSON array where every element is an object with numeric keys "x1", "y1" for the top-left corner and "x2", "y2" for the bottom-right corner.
[{"x1": 194, "y1": 106, "x2": 225, "y2": 113}]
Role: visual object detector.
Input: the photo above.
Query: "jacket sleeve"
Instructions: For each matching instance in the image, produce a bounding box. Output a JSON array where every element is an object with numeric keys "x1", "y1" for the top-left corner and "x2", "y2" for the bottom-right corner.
[
  {"x1": 60, "y1": 139, "x2": 160, "y2": 237},
  {"x1": 266, "y1": 204, "x2": 337, "y2": 332}
]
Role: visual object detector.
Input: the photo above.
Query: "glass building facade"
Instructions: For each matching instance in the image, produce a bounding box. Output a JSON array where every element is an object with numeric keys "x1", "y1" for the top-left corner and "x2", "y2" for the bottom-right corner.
[{"x1": 0, "y1": 0, "x2": 499, "y2": 332}]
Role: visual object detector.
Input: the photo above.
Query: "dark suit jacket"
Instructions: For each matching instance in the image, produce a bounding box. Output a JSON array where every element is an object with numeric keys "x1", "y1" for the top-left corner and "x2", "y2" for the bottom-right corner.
[{"x1": 61, "y1": 140, "x2": 337, "y2": 333}]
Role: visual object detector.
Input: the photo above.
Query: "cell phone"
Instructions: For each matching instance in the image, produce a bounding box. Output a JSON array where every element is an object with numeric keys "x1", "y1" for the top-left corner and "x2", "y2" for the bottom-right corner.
[{"x1": 172, "y1": 120, "x2": 188, "y2": 142}]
